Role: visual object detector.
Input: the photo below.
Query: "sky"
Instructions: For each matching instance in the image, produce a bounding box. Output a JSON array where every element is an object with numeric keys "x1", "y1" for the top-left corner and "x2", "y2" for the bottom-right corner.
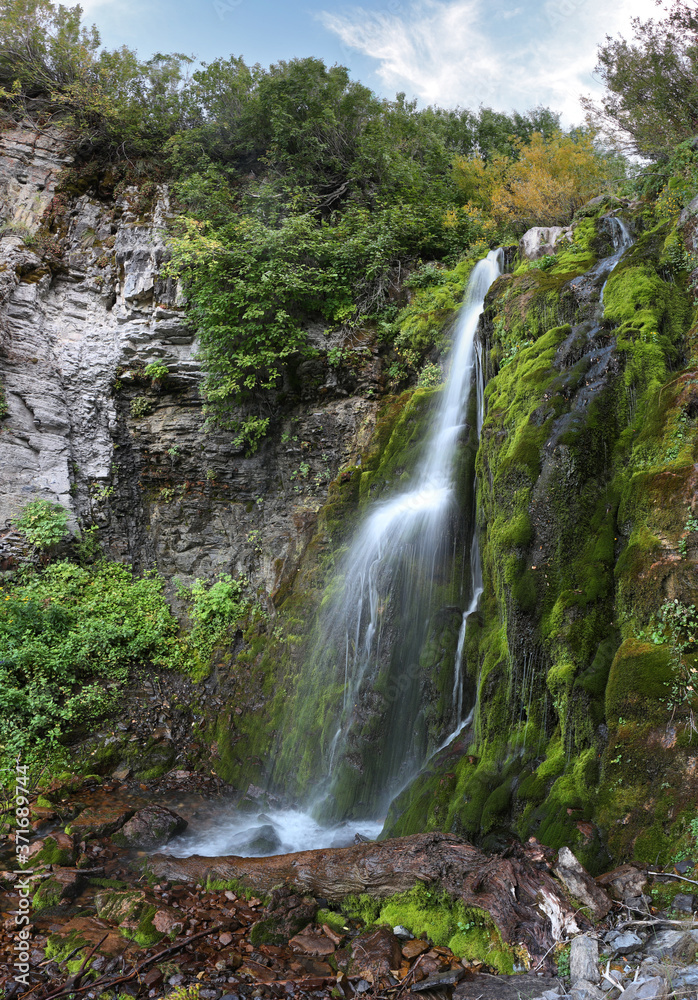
[{"x1": 79, "y1": 0, "x2": 664, "y2": 125}]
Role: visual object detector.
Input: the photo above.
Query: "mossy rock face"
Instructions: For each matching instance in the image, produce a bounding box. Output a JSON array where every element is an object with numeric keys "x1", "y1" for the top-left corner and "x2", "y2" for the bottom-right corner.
[{"x1": 385, "y1": 201, "x2": 698, "y2": 869}]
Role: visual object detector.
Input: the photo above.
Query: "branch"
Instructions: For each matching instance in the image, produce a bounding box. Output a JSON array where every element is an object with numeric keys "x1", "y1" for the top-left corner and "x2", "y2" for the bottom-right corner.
[
  {"x1": 21, "y1": 924, "x2": 222, "y2": 1000},
  {"x1": 647, "y1": 870, "x2": 698, "y2": 887}
]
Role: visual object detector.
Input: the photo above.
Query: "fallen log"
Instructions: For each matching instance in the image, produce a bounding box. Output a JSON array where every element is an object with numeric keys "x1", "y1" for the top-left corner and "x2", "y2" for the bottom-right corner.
[{"x1": 148, "y1": 832, "x2": 587, "y2": 968}]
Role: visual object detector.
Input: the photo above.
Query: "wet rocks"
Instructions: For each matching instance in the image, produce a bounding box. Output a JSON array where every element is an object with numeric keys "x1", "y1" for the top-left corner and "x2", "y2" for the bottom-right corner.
[
  {"x1": 288, "y1": 928, "x2": 336, "y2": 956},
  {"x1": 112, "y1": 804, "x2": 187, "y2": 848},
  {"x1": 570, "y1": 935, "x2": 600, "y2": 984},
  {"x1": 350, "y1": 926, "x2": 402, "y2": 983},
  {"x1": 65, "y1": 803, "x2": 136, "y2": 840}
]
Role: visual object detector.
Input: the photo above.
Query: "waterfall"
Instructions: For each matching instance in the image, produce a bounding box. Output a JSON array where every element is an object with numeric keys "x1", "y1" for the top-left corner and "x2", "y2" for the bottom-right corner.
[
  {"x1": 162, "y1": 248, "x2": 504, "y2": 858},
  {"x1": 304, "y1": 249, "x2": 504, "y2": 821}
]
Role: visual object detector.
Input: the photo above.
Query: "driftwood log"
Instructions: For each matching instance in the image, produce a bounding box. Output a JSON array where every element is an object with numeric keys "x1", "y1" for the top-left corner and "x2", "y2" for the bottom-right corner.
[{"x1": 149, "y1": 832, "x2": 587, "y2": 967}]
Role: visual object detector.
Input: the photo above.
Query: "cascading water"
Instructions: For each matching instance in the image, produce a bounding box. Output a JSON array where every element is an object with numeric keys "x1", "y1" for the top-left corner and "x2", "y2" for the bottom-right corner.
[
  {"x1": 159, "y1": 250, "x2": 503, "y2": 859},
  {"x1": 299, "y1": 248, "x2": 504, "y2": 822},
  {"x1": 162, "y1": 223, "x2": 638, "y2": 858}
]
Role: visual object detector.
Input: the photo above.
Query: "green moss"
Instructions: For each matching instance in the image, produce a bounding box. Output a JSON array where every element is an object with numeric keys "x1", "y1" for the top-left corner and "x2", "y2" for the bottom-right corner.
[
  {"x1": 120, "y1": 903, "x2": 163, "y2": 947},
  {"x1": 374, "y1": 883, "x2": 515, "y2": 974},
  {"x1": 605, "y1": 639, "x2": 673, "y2": 721},
  {"x1": 33, "y1": 878, "x2": 63, "y2": 911},
  {"x1": 340, "y1": 893, "x2": 380, "y2": 924},
  {"x1": 317, "y1": 908, "x2": 348, "y2": 933},
  {"x1": 30, "y1": 834, "x2": 76, "y2": 866},
  {"x1": 45, "y1": 930, "x2": 90, "y2": 963}
]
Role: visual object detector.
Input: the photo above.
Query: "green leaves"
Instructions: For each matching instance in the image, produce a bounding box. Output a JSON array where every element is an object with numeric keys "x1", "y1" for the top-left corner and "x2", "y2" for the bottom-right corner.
[
  {"x1": 16, "y1": 498, "x2": 68, "y2": 550},
  {"x1": 0, "y1": 561, "x2": 179, "y2": 759}
]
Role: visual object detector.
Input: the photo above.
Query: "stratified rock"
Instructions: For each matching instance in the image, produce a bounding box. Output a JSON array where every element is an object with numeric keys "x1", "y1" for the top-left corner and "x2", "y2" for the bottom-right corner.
[
  {"x1": 605, "y1": 930, "x2": 643, "y2": 956},
  {"x1": 555, "y1": 848, "x2": 612, "y2": 918},
  {"x1": 619, "y1": 978, "x2": 667, "y2": 1000},
  {"x1": 350, "y1": 926, "x2": 402, "y2": 983},
  {"x1": 644, "y1": 929, "x2": 698, "y2": 961},
  {"x1": 570, "y1": 935, "x2": 599, "y2": 985},
  {"x1": 570, "y1": 980, "x2": 604, "y2": 1000},
  {"x1": 113, "y1": 805, "x2": 187, "y2": 849}
]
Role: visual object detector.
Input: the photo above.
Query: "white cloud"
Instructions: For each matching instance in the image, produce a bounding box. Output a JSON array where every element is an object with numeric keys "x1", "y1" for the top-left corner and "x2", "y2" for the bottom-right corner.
[{"x1": 318, "y1": 0, "x2": 666, "y2": 123}]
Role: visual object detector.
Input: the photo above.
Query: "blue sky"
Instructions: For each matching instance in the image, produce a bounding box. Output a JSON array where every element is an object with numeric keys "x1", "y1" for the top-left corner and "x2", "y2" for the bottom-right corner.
[{"x1": 81, "y1": 0, "x2": 661, "y2": 124}]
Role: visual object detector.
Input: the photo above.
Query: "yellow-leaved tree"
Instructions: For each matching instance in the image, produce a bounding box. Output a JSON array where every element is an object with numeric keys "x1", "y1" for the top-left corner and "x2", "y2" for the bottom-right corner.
[{"x1": 452, "y1": 130, "x2": 615, "y2": 231}]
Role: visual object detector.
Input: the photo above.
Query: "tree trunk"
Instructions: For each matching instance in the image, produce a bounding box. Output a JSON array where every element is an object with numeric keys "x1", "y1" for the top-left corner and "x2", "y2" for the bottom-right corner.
[{"x1": 149, "y1": 832, "x2": 587, "y2": 967}]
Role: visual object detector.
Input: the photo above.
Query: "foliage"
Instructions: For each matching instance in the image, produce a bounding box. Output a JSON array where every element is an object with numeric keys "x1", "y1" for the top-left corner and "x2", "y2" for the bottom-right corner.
[
  {"x1": 417, "y1": 362, "x2": 443, "y2": 388},
  {"x1": 130, "y1": 396, "x2": 152, "y2": 418},
  {"x1": 582, "y1": 1, "x2": 698, "y2": 158},
  {"x1": 0, "y1": 0, "x2": 194, "y2": 159},
  {"x1": 0, "y1": 561, "x2": 179, "y2": 766},
  {"x1": 165, "y1": 202, "x2": 473, "y2": 434},
  {"x1": 176, "y1": 573, "x2": 255, "y2": 680},
  {"x1": 453, "y1": 130, "x2": 617, "y2": 229},
  {"x1": 16, "y1": 498, "x2": 69, "y2": 550},
  {"x1": 144, "y1": 361, "x2": 169, "y2": 381}
]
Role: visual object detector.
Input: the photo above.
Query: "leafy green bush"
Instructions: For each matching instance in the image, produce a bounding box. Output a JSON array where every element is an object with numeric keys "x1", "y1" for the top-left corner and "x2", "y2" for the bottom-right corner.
[
  {"x1": 16, "y1": 499, "x2": 69, "y2": 550},
  {"x1": 0, "y1": 561, "x2": 179, "y2": 766},
  {"x1": 144, "y1": 361, "x2": 169, "y2": 381},
  {"x1": 176, "y1": 573, "x2": 255, "y2": 679}
]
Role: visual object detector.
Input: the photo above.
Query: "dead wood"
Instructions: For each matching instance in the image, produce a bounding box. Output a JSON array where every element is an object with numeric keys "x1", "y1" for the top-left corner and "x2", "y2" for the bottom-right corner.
[{"x1": 149, "y1": 831, "x2": 586, "y2": 967}]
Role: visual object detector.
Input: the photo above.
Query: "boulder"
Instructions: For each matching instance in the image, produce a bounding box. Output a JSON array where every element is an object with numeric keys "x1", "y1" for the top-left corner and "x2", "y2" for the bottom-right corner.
[
  {"x1": 519, "y1": 226, "x2": 572, "y2": 261},
  {"x1": 65, "y1": 803, "x2": 135, "y2": 840},
  {"x1": 620, "y1": 978, "x2": 667, "y2": 1000},
  {"x1": 570, "y1": 935, "x2": 599, "y2": 985},
  {"x1": 112, "y1": 804, "x2": 187, "y2": 849},
  {"x1": 644, "y1": 929, "x2": 698, "y2": 961}
]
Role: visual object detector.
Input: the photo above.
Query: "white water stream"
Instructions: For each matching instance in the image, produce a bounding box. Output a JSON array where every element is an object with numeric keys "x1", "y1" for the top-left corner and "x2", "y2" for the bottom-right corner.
[{"x1": 164, "y1": 250, "x2": 503, "y2": 857}]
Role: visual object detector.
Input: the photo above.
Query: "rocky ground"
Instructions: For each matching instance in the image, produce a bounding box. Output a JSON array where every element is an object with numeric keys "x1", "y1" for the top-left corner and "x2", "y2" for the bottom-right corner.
[{"x1": 0, "y1": 776, "x2": 697, "y2": 1000}]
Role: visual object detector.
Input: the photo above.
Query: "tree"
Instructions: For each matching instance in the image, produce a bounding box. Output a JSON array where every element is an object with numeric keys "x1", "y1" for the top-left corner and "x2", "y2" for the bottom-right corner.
[
  {"x1": 0, "y1": 0, "x2": 99, "y2": 96},
  {"x1": 452, "y1": 130, "x2": 614, "y2": 229},
  {"x1": 582, "y1": 0, "x2": 698, "y2": 159}
]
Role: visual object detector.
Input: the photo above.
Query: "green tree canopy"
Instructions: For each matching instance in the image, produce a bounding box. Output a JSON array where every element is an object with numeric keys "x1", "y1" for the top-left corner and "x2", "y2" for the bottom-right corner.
[{"x1": 583, "y1": 0, "x2": 698, "y2": 159}]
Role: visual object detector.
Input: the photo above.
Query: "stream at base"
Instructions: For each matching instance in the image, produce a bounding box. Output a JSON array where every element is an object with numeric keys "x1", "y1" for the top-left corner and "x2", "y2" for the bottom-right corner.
[{"x1": 161, "y1": 807, "x2": 384, "y2": 857}]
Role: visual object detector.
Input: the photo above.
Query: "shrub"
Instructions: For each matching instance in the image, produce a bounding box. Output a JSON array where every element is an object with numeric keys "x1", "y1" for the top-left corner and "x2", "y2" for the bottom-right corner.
[{"x1": 16, "y1": 499, "x2": 69, "y2": 550}]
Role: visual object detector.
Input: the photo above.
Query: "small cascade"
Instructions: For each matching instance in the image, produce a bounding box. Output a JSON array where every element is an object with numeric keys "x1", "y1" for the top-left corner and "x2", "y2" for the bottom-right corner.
[{"x1": 600, "y1": 217, "x2": 633, "y2": 302}]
